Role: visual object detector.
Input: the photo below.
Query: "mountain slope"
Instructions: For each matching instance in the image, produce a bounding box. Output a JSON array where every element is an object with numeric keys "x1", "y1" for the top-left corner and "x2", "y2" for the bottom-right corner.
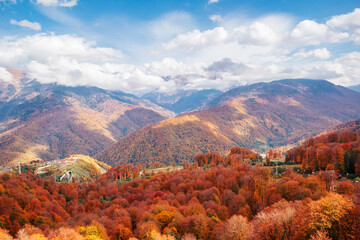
[
  {"x1": 349, "y1": 85, "x2": 360, "y2": 93},
  {"x1": 142, "y1": 89, "x2": 223, "y2": 114},
  {"x1": 321, "y1": 118, "x2": 360, "y2": 136},
  {"x1": 96, "y1": 79, "x2": 360, "y2": 167},
  {"x1": 0, "y1": 71, "x2": 174, "y2": 166}
]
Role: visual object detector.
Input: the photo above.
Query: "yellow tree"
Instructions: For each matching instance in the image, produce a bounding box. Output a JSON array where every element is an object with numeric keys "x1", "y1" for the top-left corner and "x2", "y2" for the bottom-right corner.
[
  {"x1": 155, "y1": 211, "x2": 175, "y2": 229},
  {"x1": 253, "y1": 200, "x2": 296, "y2": 240},
  {"x1": 78, "y1": 225, "x2": 104, "y2": 240},
  {"x1": 0, "y1": 228, "x2": 13, "y2": 240},
  {"x1": 308, "y1": 193, "x2": 354, "y2": 239},
  {"x1": 213, "y1": 215, "x2": 252, "y2": 240}
]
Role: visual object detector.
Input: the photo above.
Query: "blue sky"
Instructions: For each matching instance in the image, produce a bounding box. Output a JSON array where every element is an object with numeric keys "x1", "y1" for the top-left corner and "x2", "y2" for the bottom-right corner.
[{"x1": 0, "y1": 0, "x2": 360, "y2": 95}]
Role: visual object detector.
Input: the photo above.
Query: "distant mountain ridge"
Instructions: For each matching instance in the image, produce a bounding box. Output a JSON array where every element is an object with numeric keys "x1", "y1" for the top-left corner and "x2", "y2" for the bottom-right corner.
[
  {"x1": 349, "y1": 85, "x2": 360, "y2": 93},
  {"x1": 96, "y1": 79, "x2": 360, "y2": 167},
  {"x1": 142, "y1": 89, "x2": 223, "y2": 114},
  {"x1": 0, "y1": 70, "x2": 174, "y2": 166},
  {"x1": 322, "y1": 118, "x2": 360, "y2": 135}
]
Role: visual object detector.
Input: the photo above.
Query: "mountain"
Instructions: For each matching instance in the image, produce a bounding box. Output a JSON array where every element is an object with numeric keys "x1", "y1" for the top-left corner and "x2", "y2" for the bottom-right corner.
[
  {"x1": 349, "y1": 85, "x2": 360, "y2": 92},
  {"x1": 96, "y1": 79, "x2": 360, "y2": 167},
  {"x1": 321, "y1": 118, "x2": 360, "y2": 135},
  {"x1": 142, "y1": 89, "x2": 223, "y2": 114},
  {"x1": 0, "y1": 70, "x2": 174, "y2": 166}
]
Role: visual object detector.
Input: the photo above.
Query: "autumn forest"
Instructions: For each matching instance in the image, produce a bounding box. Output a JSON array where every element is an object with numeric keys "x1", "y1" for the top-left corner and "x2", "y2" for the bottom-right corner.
[
  {"x1": 3, "y1": 0, "x2": 360, "y2": 239},
  {"x1": 1, "y1": 127, "x2": 360, "y2": 240}
]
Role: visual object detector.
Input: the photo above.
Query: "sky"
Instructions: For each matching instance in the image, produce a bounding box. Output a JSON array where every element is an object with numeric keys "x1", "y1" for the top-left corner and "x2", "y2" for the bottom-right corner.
[{"x1": 0, "y1": 0, "x2": 360, "y2": 95}]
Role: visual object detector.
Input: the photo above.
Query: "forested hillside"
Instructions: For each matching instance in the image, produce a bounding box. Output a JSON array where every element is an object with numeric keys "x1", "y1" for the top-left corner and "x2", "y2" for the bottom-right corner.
[{"x1": 286, "y1": 119, "x2": 360, "y2": 176}]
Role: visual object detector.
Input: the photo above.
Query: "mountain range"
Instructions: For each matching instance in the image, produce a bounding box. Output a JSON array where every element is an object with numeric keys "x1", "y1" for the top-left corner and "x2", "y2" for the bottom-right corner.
[
  {"x1": 2, "y1": 71, "x2": 360, "y2": 168},
  {"x1": 0, "y1": 70, "x2": 174, "y2": 166},
  {"x1": 349, "y1": 85, "x2": 360, "y2": 93},
  {"x1": 142, "y1": 89, "x2": 223, "y2": 114},
  {"x1": 96, "y1": 79, "x2": 360, "y2": 166}
]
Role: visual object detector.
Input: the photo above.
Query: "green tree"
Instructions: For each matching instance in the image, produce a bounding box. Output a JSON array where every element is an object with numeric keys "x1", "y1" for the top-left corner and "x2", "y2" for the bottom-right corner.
[{"x1": 344, "y1": 150, "x2": 351, "y2": 174}]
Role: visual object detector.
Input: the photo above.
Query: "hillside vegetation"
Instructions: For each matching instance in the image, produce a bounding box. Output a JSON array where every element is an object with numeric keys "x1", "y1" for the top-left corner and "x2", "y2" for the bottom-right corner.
[
  {"x1": 286, "y1": 119, "x2": 360, "y2": 177},
  {"x1": 0, "y1": 150, "x2": 359, "y2": 239}
]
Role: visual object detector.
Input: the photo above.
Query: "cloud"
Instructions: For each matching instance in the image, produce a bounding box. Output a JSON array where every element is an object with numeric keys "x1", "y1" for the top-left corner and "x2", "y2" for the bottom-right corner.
[
  {"x1": 162, "y1": 27, "x2": 229, "y2": 51},
  {"x1": 234, "y1": 21, "x2": 280, "y2": 45},
  {"x1": 10, "y1": 19, "x2": 41, "y2": 31},
  {"x1": 293, "y1": 48, "x2": 331, "y2": 60},
  {"x1": 0, "y1": 34, "x2": 177, "y2": 95},
  {"x1": 2, "y1": 32, "x2": 360, "y2": 94},
  {"x1": 352, "y1": 34, "x2": 360, "y2": 44},
  {"x1": 292, "y1": 51, "x2": 360, "y2": 86},
  {"x1": 145, "y1": 58, "x2": 205, "y2": 77},
  {"x1": 34, "y1": 0, "x2": 77, "y2": 7},
  {"x1": 210, "y1": 14, "x2": 222, "y2": 22},
  {"x1": 327, "y1": 8, "x2": 360, "y2": 34},
  {"x1": 0, "y1": 67, "x2": 13, "y2": 82},
  {"x1": 1, "y1": 9, "x2": 360, "y2": 94},
  {"x1": 162, "y1": 16, "x2": 288, "y2": 53},
  {"x1": 27, "y1": 58, "x2": 170, "y2": 95},
  {"x1": 206, "y1": 58, "x2": 249, "y2": 74},
  {"x1": 208, "y1": 0, "x2": 219, "y2": 4},
  {"x1": 36, "y1": 5, "x2": 83, "y2": 27},
  {"x1": 290, "y1": 20, "x2": 349, "y2": 45},
  {"x1": 329, "y1": 51, "x2": 360, "y2": 85},
  {"x1": 0, "y1": 33, "x2": 123, "y2": 68}
]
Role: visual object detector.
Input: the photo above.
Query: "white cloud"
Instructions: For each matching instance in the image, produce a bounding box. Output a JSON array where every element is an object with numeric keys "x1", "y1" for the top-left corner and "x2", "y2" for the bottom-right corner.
[
  {"x1": 36, "y1": 5, "x2": 83, "y2": 27},
  {"x1": 145, "y1": 58, "x2": 205, "y2": 77},
  {"x1": 0, "y1": 33, "x2": 122, "y2": 68},
  {"x1": 208, "y1": 0, "x2": 219, "y2": 4},
  {"x1": 352, "y1": 34, "x2": 360, "y2": 44},
  {"x1": 210, "y1": 14, "x2": 222, "y2": 22},
  {"x1": 206, "y1": 58, "x2": 249, "y2": 74},
  {"x1": 234, "y1": 21, "x2": 280, "y2": 45},
  {"x1": 0, "y1": 67, "x2": 13, "y2": 82},
  {"x1": 27, "y1": 58, "x2": 170, "y2": 95},
  {"x1": 162, "y1": 16, "x2": 287, "y2": 53},
  {"x1": 293, "y1": 48, "x2": 331, "y2": 60},
  {"x1": 290, "y1": 20, "x2": 349, "y2": 45},
  {"x1": 0, "y1": 34, "x2": 179, "y2": 95},
  {"x1": 10, "y1": 19, "x2": 41, "y2": 31},
  {"x1": 294, "y1": 51, "x2": 360, "y2": 86},
  {"x1": 331, "y1": 52, "x2": 360, "y2": 85},
  {"x1": 163, "y1": 27, "x2": 229, "y2": 51},
  {"x1": 35, "y1": 0, "x2": 77, "y2": 7},
  {"x1": 2, "y1": 9, "x2": 360, "y2": 94},
  {"x1": 1, "y1": 32, "x2": 360, "y2": 94},
  {"x1": 327, "y1": 8, "x2": 360, "y2": 34}
]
